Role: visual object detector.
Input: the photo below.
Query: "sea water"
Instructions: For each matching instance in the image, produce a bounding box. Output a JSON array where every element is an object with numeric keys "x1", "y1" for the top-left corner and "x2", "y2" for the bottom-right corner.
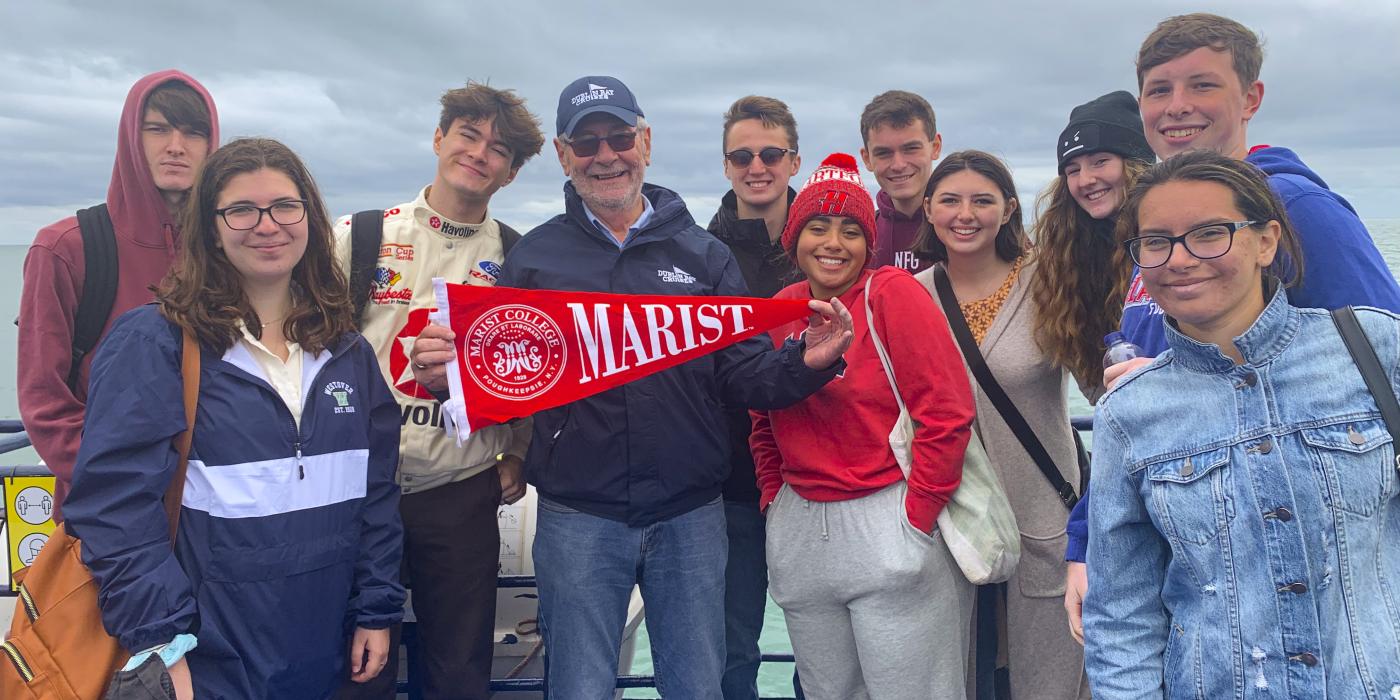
[{"x1": 2, "y1": 221, "x2": 1398, "y2": 697}]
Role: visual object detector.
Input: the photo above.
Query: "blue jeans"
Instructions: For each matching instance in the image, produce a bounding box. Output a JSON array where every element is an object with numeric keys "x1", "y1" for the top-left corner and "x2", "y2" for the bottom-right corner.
[
  {"x1": 721, "y1": 500, "x2": 767, "y2": 700},
  {"x1": 535, "y1": 496, "x2": 727, "y2": 699}
]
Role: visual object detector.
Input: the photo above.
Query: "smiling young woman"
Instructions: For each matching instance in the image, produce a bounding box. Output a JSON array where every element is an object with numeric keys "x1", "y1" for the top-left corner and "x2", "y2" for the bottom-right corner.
[
  {"x1": 61, "y1": 138, "x2": 406, "y2": 699},
  {"x1": 913, "y1": 150, "x2": 1091, "y2": 699},
  {"x1": 750, "y1": 153, "x2": 977, "y2": 698},
  {"x1": 1083, "y1": 150, "x2": 1400, "y2": 698},
  {"x1": 1028, "y1": 91, "x2": 1156, "y2": 398}
]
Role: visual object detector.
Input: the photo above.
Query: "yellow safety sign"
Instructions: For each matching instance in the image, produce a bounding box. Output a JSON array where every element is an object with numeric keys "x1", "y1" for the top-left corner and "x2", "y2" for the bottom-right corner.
[{"x1": 3, "y1": 476, "x2": 57, "y2": 591}]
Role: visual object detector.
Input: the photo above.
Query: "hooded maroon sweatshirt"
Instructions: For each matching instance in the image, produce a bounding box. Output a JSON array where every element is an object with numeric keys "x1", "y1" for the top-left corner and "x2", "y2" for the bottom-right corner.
[{"x1": 17, "y1": 70, "x2": 219, "y2": 518}]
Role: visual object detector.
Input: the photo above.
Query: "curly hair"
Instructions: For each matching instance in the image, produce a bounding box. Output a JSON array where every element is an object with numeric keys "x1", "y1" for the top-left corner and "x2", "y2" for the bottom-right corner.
[
  {"x1": 157, "y1": 137, "x2": 354, "y2": 354},
  {"x1": 1029, "y1": 157, "x2": 1149, "y2": 391},
  {"x1": 439, "y1": 81, "x2": 545, "y2": 170}
]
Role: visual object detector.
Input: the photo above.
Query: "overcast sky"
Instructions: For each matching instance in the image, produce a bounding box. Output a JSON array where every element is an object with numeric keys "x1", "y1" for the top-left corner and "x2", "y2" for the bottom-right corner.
[{"x1": 2, "y1": 0, "x2": 1397, "y2": 248}]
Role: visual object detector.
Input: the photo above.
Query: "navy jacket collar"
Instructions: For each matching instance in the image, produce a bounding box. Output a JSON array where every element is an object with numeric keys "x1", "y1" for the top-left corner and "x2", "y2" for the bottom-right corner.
[
  {"x1": 709, "y1": 188, "x2": 796, "y2": 253},
  {"x1": 562, "y1": 181, "x2": 696, "y2": 249}
]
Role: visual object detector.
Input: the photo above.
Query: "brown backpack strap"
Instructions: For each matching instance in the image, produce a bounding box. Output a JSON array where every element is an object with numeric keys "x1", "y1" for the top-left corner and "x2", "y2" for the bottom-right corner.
[{"x1": 163, "y1": 331, "x2": 201, "y2": 542}]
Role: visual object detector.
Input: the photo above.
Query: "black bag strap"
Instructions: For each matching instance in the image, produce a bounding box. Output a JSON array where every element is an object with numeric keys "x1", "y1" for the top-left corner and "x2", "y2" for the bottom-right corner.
[
  {"x1": 349, "y1": 209, "x2": 385, "y2": 327},
  {"x1": 932, "y1": 263, "x2": 1079, "y2": 509},
  {"x1": 497, "y1": 219, "x2": 522, "y2": 256},
  {"x1": 1073, "y1": 429, "x2": 1091, "y2": 497},
  {"x1": 1331, "y1": 306, "x2": 1400, "y2": 460},
  {"x1": 70, "y1": 204, "x2": 119, "y2": 393}
]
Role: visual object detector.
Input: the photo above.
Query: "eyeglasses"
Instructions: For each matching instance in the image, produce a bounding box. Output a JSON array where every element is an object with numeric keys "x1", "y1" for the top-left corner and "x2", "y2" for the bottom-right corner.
[
  {"x1": 216, "y1": 200, "x2": 309, "y2": 231},
  {"x1": 1123, "y1": 220, "x2": 1259, "y2": 269},
  {"x1": 564, "y1": 131, "x2": 638, "y2": 157},
  {"x1": 724, "y1": 147, "x2": 796, "y2": 168}
]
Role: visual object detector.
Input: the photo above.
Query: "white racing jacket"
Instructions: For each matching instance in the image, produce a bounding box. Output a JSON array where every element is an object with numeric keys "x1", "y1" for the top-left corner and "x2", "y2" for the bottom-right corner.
[{"x1": 334, "y1": 187, "x2": 530, "y2": 494}]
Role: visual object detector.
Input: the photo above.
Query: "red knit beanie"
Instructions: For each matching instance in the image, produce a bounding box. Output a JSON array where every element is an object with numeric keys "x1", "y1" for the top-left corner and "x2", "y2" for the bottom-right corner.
[{"x1": 781, "y1": 153, "x2": 877, "y2": 255}]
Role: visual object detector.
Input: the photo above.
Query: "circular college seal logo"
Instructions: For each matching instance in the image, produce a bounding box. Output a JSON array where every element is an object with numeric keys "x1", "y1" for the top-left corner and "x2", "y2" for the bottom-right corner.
[{"x1": 465, "y1": 305, "x2": 566, "y2": 401}]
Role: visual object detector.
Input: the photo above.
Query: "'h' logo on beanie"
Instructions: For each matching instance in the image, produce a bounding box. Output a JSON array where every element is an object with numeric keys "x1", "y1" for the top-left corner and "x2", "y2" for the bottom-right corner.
[{"x1": 781, "y1": 153, "x2": 878, "y2": 254}]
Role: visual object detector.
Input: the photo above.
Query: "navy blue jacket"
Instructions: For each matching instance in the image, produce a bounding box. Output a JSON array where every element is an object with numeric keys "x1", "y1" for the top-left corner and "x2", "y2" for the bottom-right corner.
[
  {"x1": 707, "y1": 188, "x2": 801, "y2": 505},
  {"x1": 499, "y1": 182, "x2": 840, "y2": 526},
  {"x1": 64, "y1": 306, "x2": 404, "y2": 700}
]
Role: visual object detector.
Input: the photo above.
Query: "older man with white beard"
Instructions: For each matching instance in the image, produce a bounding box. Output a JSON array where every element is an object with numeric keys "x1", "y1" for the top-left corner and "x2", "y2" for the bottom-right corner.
[{"x1": 413, "y1": 75, "x2": 853, "y2": 697}]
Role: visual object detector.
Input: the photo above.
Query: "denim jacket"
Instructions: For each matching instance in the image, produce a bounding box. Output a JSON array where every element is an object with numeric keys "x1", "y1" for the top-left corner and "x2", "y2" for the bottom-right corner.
[{"x1": 1084, "y1": 287, "x2": 1400, "y2": 699}]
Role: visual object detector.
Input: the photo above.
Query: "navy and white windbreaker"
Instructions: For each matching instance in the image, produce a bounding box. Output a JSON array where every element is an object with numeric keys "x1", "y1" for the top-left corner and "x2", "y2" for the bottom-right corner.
[
  {"x1": 499, "y1": 182, "x2": 841, "y2": 526},
  {"x1": 63, "y1": 305, "x2": 405, "y2": 699}
]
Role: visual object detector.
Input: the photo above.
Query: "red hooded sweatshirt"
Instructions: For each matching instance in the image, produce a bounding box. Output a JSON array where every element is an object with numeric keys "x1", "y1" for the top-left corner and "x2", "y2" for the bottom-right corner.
[{"x1": 17, "y1": 70, "x2": 219, "y2": 518}]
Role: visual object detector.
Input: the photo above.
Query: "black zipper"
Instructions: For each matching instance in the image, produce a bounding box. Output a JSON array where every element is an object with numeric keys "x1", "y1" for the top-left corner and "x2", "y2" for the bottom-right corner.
[
  {"x1": 17, "y1": 583, "x2": 38, "y2": 622},
  {"x1": 225, "y1": 338, "x2": 357, "y2": 480},
  {"x1": 539, "y1": 406, "x2": 573, "y2": 468},
  {"x1": 294, "y1": 431, "x2": 304, "y2": 480},
  {"x1": 1, "y1": 640, "x2": 34, "y2": 683}
]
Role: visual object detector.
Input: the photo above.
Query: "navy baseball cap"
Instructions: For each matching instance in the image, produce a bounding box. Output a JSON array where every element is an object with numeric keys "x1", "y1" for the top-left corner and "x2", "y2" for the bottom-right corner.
[{"x1": 556, "y1": 76, "x2": 645, "y2": 137}]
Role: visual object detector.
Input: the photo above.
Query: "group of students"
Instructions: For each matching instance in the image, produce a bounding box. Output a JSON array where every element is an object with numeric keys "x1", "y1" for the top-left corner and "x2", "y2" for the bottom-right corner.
[{"x1": 14, "y1": 9, "x2": 1400, "y2": 700}]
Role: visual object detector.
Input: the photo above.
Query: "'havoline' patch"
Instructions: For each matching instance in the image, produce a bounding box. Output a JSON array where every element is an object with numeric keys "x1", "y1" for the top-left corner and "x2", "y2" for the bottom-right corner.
[{"x1": 429, "y1": 215, "x2": 477, "y2": 238}]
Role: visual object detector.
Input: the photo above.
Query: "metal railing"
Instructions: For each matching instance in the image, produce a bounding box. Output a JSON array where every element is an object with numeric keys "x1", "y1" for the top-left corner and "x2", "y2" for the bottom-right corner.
[
  {"x1": 4, "y1": 414, "x2": 1096, "y2": 697},
  {"x1": 0, "y1": 425, "x2": 809, "y2": 698},
  {"x1": 0, "y1": 419, "x2": 29, "y2": 457}
]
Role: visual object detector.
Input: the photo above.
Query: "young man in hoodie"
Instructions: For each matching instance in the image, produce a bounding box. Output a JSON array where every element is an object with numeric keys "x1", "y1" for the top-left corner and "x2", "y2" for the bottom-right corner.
[
  {"x1": 18, "y1": 71, "x2": 218, "y2": 521},
  {"x1": 859, "y1": 90, "x2": 942, "y2": 274},
  {"x1": 332, "y1": 82, "x2": 544, "y2": 700},
  {"x1": 1065, "y1": 12, "x2": 1400, "y2": 644},
  {"x1": 1117, "y1": 11, "x2": 1400, "y2": 354},
  {"x1": 705, "y1": 95, "x2": 801, "y2": 700}
]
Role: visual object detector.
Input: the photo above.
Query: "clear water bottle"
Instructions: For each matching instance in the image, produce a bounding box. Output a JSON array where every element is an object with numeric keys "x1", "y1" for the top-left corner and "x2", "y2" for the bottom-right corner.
[{"x1": 1103, "y1": 331, "x2": 1144, "y2": 368}]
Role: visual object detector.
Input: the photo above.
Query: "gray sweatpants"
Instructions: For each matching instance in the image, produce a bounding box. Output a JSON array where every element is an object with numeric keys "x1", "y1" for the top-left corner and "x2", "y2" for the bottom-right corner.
[{"x1": 766, "y1": 481, "x2": 974, "y2": 700}]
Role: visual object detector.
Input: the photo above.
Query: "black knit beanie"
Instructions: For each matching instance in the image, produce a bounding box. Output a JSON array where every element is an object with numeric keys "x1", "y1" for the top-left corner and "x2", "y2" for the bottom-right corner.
[{"x1": 1056, "y1": 90, "x2": 1154, "y2": 173}]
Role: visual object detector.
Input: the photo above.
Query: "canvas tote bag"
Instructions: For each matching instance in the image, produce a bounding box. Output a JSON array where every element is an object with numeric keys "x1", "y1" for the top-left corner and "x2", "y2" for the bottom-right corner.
[
  {"x1": 863, "y1": 274, "x2": 1020, "y2": 585},
  {"x1": 2, "y1": 330, "x2": 200, "y2": 700}
]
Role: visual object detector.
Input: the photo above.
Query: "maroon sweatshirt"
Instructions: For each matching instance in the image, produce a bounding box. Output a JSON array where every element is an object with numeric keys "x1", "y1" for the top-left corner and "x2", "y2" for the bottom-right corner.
[
  {"x1": 870, "y1": 189, "x2": 932, "y2": 274},
  {"x1": 17, "y1": 70, "x2": 219, "y2": 516}
]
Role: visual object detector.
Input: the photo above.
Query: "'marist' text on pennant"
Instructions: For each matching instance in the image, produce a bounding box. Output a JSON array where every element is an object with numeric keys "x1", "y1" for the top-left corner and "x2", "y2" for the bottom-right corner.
[{"x1": 427, "y1": 279, "x2": 814, "y2": 441}]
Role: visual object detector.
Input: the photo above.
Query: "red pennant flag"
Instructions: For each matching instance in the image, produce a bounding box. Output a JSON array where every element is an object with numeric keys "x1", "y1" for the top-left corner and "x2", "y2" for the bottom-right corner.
[{"x1": 429, "y1": 279, "x2": 813, "y2": 440}]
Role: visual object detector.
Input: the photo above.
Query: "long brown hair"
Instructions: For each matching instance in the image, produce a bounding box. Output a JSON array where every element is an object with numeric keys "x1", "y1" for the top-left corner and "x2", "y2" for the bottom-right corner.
[
  {"x1": 1029, "y1": 157, "x2": 1150, "y2": 391},
  {"x1": 912, "y1": 150, "x2": 1026, "y2": 265},
  {"x1": 157, "y1": 137, "x2": 354, "y2": 353}
]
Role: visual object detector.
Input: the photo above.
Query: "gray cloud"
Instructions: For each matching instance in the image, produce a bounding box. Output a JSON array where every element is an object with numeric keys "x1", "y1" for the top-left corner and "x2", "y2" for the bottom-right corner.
[{"x1": 2, "y1": 0, "x2": 1397, "y2": 246}]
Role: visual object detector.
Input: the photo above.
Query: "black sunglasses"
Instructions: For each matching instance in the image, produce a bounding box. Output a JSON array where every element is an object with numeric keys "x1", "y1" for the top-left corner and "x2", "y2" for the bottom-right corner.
[
  {"x1": 565, "y1": 131, "x2": 638, "y2": 157},
  {"x1": 724, "y1": 147, "x2": 796, "y2": 168}
]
